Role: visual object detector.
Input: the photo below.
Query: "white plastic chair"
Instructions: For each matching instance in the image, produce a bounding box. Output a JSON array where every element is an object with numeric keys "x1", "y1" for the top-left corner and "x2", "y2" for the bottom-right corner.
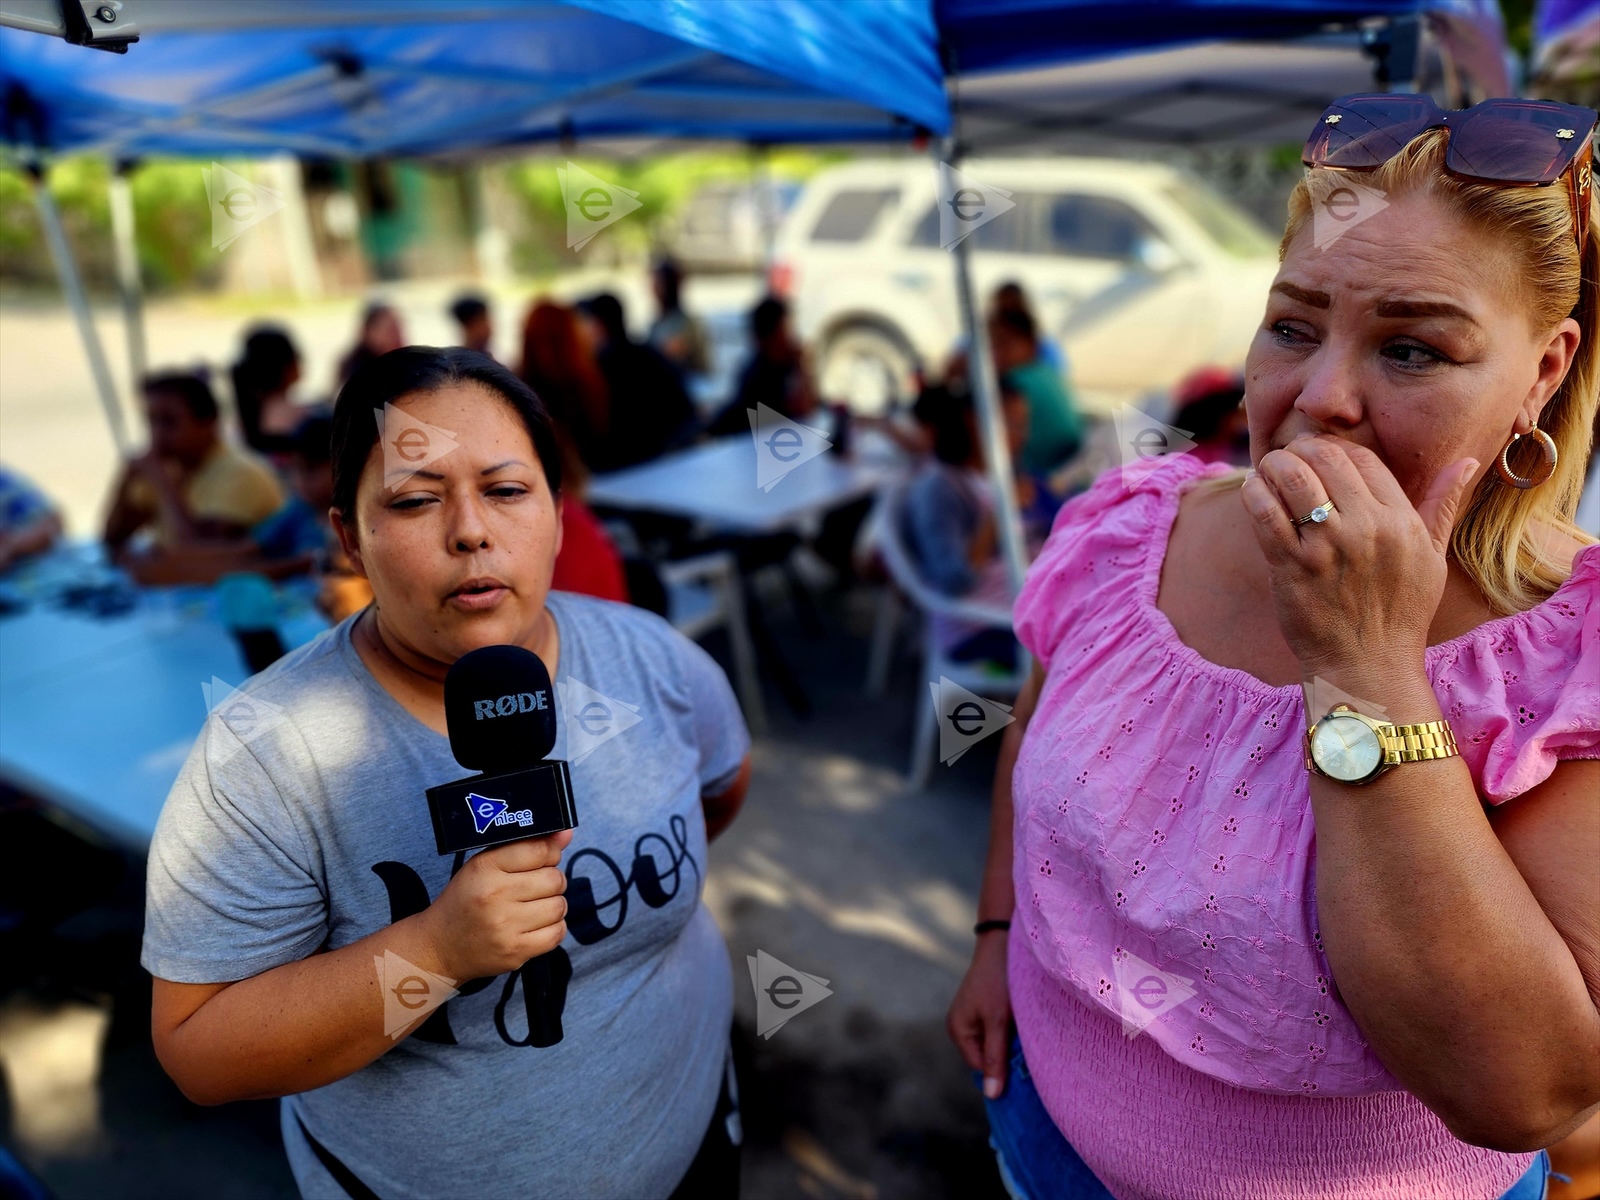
[
  {"x1": 659, "y1": 551, "x2": 767, "y2": 736},
  {"x1": 860, "y1": 481, "x2": 1029, "y2": 789},
  {"x1": 601, "y1": 521, "x2": 767, "y2": 737}
]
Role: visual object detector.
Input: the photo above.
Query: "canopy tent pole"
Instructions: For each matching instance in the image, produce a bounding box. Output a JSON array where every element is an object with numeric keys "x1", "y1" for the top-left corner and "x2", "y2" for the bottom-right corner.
[
  {"x1": 108, "y1": 159, "x2": 148, "y2": 388},
  {"x1": 263, "y1": 156, "x2": 323, "y2": 300},
  {"x1": 939, "y1": 135, "x2": 1029, "y2": 596},
  {"x1": 751, "y1": 142, "x2": 778, "y2": 272},
  {"x1": 29, "y1": 163, "x2": 131, "y2": 456}
]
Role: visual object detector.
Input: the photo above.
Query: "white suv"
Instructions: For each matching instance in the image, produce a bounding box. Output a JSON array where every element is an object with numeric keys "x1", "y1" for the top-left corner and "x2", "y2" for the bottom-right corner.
[{"x1": 772, "y1": 157, "x2": 1282, "y2": 416}]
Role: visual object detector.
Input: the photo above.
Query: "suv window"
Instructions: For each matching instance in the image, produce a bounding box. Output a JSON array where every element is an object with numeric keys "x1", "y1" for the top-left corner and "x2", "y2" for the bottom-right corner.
[
  {"x1": 1163, "y1": 182, "x2": 1276, "y2": 258},
  {"x1": 1043, "y1": 194, "x2": 1157, "y2": 260},
  {"x1": 907, "y1": 196, "x2": 1029, "y2": 252},
  {"x1": 810, "y1": 189, "x2": 899, "y2": 242}
]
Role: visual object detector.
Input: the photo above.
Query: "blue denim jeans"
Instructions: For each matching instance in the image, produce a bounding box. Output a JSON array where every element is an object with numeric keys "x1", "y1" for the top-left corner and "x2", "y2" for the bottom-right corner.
[{"x1": 979, "y1": 1036, "x2": 1551, "y2": 1200}]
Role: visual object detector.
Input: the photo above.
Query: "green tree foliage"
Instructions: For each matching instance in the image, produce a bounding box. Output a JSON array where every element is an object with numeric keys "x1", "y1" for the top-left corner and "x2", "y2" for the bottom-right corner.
[
  {"x1": 1, "y1": 148, "x2": 840, "y2": 292},
  {"x1": 130, "y1": 161, "x2": 221, "y2": 291},
  {"x1": 0, "y1": 156, "x2": 221, "y2": 293},
  {"x1": 496, "y1": 149, "x2": 838, "y2": 274}
]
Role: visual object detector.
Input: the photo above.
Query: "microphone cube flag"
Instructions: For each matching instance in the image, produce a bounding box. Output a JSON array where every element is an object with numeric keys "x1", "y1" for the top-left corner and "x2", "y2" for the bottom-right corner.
[
  {"x1": 425, "y1": 645, "x2": 579, "y2": 855},
  {"x1": 427, "y1": 764, "x2": 578, "y2": 856}
]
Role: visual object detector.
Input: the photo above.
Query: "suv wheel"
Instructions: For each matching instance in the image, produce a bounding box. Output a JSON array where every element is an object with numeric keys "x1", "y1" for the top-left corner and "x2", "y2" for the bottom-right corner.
[{"x1": 818, "y1": 323, "x2": 918, "y2": 417}]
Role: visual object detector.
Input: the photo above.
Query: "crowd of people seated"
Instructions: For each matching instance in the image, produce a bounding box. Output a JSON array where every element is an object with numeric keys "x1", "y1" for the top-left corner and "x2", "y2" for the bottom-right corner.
[
  {"x1": 707, "y1": 295, "x2": 816, "y2": 435},
  {"x1": 102, "y1": 371, "x2": 286, "y2": 576},
  {"x1": 576, "y1": 291, "x2": 698, "y2": 470},
  {"x1": 29, "y1": 269, "x2": 1596, "y2": 670},
  {"x1": 449, "y1": 293, "x2": 494, "y2": 358},
  {"x1": 889, "y1": 280, "x2": 1085, "y2": 665},
  {"x1": 0, "y1": 274, "x2": 1081, "y2": 625},
  {"x1": 0, "y1": 261, "x2": 726, "y2": 624},
  {"x1": 0, "y1": 465, "x2": 63, "y2": 573}
]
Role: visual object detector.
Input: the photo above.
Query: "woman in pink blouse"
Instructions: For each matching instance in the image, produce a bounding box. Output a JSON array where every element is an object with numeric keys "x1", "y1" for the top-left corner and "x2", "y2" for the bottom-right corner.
[{"x1": 948, "y1": 97, "x2": 1600, "y2": 1199}]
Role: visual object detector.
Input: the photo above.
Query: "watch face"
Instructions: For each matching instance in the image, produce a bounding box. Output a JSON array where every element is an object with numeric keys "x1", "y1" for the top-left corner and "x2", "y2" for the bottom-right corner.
[{"x1": 1310, "y1": 715, "x2": 1384, "y2": 782}]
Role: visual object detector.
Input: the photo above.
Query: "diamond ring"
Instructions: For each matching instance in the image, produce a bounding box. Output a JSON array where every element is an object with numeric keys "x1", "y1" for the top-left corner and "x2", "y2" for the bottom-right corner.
[{"x1": 1293, "y1": 500, "x2": 1337, "y2": 526}]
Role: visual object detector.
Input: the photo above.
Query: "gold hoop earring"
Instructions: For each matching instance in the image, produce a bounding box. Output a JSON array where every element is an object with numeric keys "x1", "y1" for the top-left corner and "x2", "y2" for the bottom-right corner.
[{"x1": 1493, "y1": 424, "x2": 1558, "y2": 490}]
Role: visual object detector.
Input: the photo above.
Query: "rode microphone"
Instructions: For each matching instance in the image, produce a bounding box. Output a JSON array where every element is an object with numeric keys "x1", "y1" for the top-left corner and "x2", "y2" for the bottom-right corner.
[{"x1": 425, "y1": 645, "x2": 578, "y2": 855}]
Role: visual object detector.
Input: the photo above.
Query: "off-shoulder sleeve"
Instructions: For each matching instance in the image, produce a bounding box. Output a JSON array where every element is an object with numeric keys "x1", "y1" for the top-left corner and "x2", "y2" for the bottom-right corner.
[
  {"x1": 1435, "y1": 544, "x2": 1600, "y2": 803},
  {"x1": 1014, "y1": 455, "x2": 1218, "y2": 667}
]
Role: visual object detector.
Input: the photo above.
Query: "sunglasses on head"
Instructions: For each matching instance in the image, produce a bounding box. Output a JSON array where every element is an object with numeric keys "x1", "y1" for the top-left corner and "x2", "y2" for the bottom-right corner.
[{"x1": 1303, "y1": 93, "x2": 1596, "y2": 250}]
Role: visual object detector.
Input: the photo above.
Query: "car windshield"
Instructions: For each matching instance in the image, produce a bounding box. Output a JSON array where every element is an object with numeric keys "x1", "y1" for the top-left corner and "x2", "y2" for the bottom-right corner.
[
  {"x1": 810, "y1": 188, "x2": 900, "y2": 243},
  {"x1": 1165, "y1": 181, "x2": 1277, "y2": 259}
]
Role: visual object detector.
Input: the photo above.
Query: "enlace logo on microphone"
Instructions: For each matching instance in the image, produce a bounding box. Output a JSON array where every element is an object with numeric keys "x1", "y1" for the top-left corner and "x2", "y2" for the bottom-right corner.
[{"x1": 464, "y1": 792, "x2": 536, "y2": 835}]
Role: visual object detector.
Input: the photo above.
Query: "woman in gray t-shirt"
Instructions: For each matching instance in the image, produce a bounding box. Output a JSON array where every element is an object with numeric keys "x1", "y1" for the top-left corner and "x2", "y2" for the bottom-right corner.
[{"x1": 143, "y1": 348, "x2": 752, "y2": 1199}]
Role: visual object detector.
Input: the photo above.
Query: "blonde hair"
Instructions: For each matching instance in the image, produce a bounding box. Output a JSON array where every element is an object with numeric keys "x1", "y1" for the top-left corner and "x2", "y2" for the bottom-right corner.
[{"x1": 1233, "y1": 129, "x2": 1599, "y2": 616}]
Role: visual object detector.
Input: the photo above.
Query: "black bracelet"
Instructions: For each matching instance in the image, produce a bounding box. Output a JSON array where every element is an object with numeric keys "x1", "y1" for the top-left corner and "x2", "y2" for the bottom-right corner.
[{"x1": 973, "y1": 919, "x2": 1011, "y2": 935}]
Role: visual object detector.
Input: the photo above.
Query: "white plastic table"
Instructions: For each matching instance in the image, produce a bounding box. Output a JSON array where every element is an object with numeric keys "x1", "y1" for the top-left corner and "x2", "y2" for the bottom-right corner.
[
  {"x1": 586, "y1": 434, "x2": 903, "y2": 533},
  {"x1": 0, "y1": 550, "x2": 327, "y2": 849}
]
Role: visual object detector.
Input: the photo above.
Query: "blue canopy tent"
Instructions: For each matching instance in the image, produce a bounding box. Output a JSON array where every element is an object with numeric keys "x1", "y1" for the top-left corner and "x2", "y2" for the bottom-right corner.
[
  {"x1": 0, "y1": 0, "x2": 949, "y2": 156},
  {"x1": 0, "y1": 0, "x2": 1434, "y2": 591},
  {"x1": 935, "y1": 0, "x2": 1432, "y2": 73},
  {"x1": 939, "y1": 0, "x2": 1478, "y2": 157},
  {"x1": 0, "y1": 0, "x2": 947, "y2": 459}
]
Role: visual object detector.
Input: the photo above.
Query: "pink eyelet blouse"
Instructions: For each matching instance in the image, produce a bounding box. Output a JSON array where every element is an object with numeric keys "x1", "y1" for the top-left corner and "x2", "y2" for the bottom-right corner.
[{"x1": 1008, "y1": 452, "x2": 1600, "y2": 1199}]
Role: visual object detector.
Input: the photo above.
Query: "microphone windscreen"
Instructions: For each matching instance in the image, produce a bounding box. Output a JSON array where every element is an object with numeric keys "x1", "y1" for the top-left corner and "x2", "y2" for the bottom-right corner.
[{"x1": 443, "y1": 644, "x2": 558, "y2": 772}]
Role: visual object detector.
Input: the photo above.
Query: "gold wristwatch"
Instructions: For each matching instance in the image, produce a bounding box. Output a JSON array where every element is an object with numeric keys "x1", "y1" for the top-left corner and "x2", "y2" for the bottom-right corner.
[{"x1": 1304, "y1": 705, "x2": 1459, "y2": 785}]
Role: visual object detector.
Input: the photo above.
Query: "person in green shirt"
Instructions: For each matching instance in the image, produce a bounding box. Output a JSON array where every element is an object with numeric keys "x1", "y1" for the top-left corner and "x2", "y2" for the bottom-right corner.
[{"x1": 990, "y1": 306, "x2": 1082, "y2": 475}]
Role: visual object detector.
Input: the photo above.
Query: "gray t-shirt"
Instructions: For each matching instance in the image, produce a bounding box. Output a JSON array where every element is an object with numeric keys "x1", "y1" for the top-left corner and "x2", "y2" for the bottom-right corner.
[{"x1": 143, "y1": 591, "x2": 749, "y2": 1199}]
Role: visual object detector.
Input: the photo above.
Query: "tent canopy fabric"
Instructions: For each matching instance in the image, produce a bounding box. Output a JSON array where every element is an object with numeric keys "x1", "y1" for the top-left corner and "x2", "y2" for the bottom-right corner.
[
  {"x1": 954, "y1": 34, "x2": 1397, "y2": 150},
  {"x1": 935, "y1": 0, "x2": 1429, "y2": 75},
  {"x1": 0, "y1": 0, "x2": 1447, "y2": 159},
  {"x1": 0, "y1": 0, "x2": 948, "y2": 158}
]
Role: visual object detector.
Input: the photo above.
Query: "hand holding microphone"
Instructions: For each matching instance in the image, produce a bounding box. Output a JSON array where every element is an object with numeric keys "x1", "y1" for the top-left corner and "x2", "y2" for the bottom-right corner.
[
  {"x1": 420, "y1": 645, "x2": 582, "y2": 983},
  {"x1": 420, "y1": 829, "x2": 572, "y2": 982}
]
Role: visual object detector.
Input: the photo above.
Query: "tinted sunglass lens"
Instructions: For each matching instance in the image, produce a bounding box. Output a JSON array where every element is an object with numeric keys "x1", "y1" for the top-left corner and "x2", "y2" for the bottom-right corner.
[
  {"x1": 1306, "y1": 95, "x2": 1435, "y2": 168},
  {"x1": 1449, "y1": 102, "x2": 1597, "y2": 182}
]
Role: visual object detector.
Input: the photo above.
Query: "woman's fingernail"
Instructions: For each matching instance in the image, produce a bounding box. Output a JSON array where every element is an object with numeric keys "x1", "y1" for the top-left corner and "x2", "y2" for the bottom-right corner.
[
  {"x1": 1242, "y1": 468, "x2": 1258, "y2": 486},
  {"x1": 983, "y1": 1077, "x2": 1002, "y2": 1100}
]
